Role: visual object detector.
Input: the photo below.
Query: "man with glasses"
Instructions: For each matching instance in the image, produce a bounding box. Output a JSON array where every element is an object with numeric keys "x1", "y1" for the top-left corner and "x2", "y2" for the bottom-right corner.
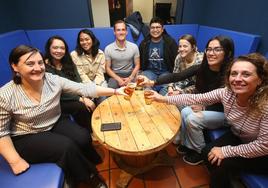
[{"x1": 139, "y1": 17, "x2": 177, "y2": 95}]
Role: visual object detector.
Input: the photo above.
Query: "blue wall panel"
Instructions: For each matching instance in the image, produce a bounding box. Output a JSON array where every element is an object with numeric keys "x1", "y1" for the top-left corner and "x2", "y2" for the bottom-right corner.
[{"x1": 182, "y1": 0, "x2": 268, "y2": 54}]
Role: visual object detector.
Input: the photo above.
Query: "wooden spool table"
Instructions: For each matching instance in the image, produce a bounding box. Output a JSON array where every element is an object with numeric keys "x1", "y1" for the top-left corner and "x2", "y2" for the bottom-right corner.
[{"x1": 92, "y1": 90, "x2": 181, "y2": 187}]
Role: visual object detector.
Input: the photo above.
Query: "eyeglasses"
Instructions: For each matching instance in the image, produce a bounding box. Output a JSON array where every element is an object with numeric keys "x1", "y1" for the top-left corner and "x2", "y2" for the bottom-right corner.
[
  {"x1": 150, "y1": 26, "x2": 162, "y2": 30},
  {"x1": 205, "y1": 47, "x2": 224, "y2": 54}
]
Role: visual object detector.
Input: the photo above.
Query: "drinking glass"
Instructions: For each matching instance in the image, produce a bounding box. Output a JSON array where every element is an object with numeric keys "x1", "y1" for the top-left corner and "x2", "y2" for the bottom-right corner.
[
  {"x1": 144, "y1": 88, "x2": 154, "y2": 105},
  {"x1": 124, "y1": 82, "x2": 136, "y2": 100}
]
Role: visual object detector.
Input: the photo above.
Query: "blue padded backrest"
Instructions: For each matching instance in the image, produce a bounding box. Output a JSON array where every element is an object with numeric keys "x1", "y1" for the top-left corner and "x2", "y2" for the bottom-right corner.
[
  {"x1": 197, "y1": 26, "x2": 261, "y2": 57},
  {"x1": 164, "y1": 24, "x2": 199, "y2": 45},
  {"x1": 89, "y1": 27, "x2": 115, "y2": 50},
  {"x1": 0, "y1": 156, "x2": 64, "y2": 188},
  {"x1": 0, "y1": 53, "x2": 12, "y2": 87},
  {"x1": 26, "y1": 28, "x2": 83, "y2": 53},
  {"x1": 0, "y1": 30, "x2": 30, "y2": 87},
  {"x1": 27, "y1": 27, "x2": 116, "y2": 53}
]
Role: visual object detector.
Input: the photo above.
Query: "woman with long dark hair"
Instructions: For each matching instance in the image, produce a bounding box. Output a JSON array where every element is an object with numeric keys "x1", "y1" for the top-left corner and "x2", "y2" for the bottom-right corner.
[
  {"x1": 45, "y1": 35, "x2": 96, "y2": 132},
  {"x1": 71, "y1": 29, "x2": 107, "y2": 104}
]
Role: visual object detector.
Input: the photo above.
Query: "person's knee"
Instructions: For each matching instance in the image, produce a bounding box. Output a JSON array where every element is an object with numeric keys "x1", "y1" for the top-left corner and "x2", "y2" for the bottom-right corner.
[
  {"x1": 181, "y1": 107, "x2": 192, "y2": 119},
  {"x1": 59, "y1": 137, "x2": 78, "y2": 155},
  {"x1": 75, "y1": 128, "x2": 92, "y2": 147},
  {"x1": 186, "y1": 114, "x2": 203, "y2": 130},
  {"x1": 108, "y1": 79, "x2": 118, "y2": 89}
]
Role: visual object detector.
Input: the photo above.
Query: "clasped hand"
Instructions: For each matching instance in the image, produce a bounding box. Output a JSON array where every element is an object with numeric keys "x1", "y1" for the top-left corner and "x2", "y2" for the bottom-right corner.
[{"x1": 208, "y1": 147, "x2": 225, "y2": 166}]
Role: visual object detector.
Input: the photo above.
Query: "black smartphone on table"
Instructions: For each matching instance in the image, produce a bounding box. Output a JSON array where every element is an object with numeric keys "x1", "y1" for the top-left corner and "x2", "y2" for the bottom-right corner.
[{"x1": 101, "y1": 122, "x2": 121, "y2": 131}]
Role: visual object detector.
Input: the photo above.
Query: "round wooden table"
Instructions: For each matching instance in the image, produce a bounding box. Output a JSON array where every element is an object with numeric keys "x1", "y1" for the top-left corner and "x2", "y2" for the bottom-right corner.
[{"x1": 92, "y1": 90, "x2": 181, "y2": 167}]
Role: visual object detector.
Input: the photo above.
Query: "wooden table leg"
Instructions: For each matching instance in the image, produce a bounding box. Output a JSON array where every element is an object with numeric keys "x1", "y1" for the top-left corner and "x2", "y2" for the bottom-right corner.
[{"x1": 112, "y1": 150, "x2": 175, "y2": 188}]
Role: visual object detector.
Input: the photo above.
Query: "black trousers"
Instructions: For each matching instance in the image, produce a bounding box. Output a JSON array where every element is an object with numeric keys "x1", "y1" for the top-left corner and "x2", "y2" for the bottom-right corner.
[
  {"x1": 201, "y1": 131, "x2": 268, "y2": 188},
  {"x1": 12, "y1": 115, "x2": 100, "y2": 183},
  {"x1": 60, "y1": 100, "x2": 92, "y2": 132}
]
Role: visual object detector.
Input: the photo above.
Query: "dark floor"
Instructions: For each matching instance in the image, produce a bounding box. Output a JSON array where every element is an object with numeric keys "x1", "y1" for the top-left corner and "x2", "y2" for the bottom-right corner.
[{"x1": 79, "y1": 142, "x2": 210, "y2": 188}]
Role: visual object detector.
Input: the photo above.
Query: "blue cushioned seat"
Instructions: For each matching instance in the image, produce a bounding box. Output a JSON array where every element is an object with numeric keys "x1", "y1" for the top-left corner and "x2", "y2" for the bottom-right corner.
[
  {"x1": 206, "y1": 128, "x2": 229, "y2": 141},
  {"x1": 0, "y1": 156, "x2": 64, "y2": 188},
  {"x1": 240, "y1": 173, "x2": 268, "y2": 188}
]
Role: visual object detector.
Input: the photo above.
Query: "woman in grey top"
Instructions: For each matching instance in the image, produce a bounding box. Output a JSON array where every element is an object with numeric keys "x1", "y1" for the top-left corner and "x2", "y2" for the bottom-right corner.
[{"x1": 0, "y1": 45, "x2": 125, "y2": 188}]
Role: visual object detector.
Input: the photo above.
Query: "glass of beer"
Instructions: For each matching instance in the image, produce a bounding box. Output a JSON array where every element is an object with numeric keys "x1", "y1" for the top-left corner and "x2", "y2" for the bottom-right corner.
[
  {"x1": 135, "y1": 71, "x2": 144, "y2": 90},
  {"x1": 144, "y1": 88, "x2": 154, "y2": 105},
  {"x1": 124, "y1": 83, "x2": 136, "y2": 100}
]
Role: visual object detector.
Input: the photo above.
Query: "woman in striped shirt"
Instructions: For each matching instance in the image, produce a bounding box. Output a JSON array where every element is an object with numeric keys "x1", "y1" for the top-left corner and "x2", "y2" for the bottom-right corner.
[
  {"x1": 148, "y1": 53, "x2": 268, "y2": 188},
  {"x1": 0, "y1": 45, "x2": 125, "y2": 188}
]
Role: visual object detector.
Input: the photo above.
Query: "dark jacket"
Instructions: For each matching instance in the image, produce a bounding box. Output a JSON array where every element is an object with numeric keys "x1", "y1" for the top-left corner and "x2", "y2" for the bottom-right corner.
[
  {"x1": 125, "y1": 11, "x2": 149, "y2": 41},
  {"x1": 156, "y1": 64, "x2": 224, "y2": 112},
  {"x1": 139, "y1": 32, "x2": 177, "y2": 72}
]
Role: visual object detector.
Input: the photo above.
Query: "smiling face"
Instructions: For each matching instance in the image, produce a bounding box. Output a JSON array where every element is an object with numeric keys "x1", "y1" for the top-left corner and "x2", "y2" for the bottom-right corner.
[
  {"x1": 49, "y1": 39, "x2": 66, "y2": 61},
  {"x1": 114, "y1": 22, "x2": 127, "y2": 42},
  {"x1": 178, "y1": 39, "x2": 195, "y2": 58},
  {"x1": 205, "y1": 40, "x2": 225, "y2": 71},
  {"x1": 79, "y1": 32, "x2": 93, "y2": 52},
  {"x1": 12, "y1": 52, "x2": 45, "y2": 85},
  {"x1": 149, "y1": 22, "x2": 164, "y2": 41},
  {"x1": 229, "y1": 60, "x2": 262, "y2": 100}
]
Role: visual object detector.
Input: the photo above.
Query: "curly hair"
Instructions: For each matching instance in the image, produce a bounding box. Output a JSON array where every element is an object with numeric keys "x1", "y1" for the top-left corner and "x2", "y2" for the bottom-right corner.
[{"x1": 225, "y1": 53, "x2": 268, "y2": 114}]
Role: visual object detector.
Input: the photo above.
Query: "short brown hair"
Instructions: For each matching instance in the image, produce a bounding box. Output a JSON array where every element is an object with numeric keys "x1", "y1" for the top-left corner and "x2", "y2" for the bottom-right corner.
[
  {"x1": 113, "y1": 20, "x2": 127, "y2": 31},
  {"x1": 9, "y1": 45, "x2": 41, "y2": 84}
]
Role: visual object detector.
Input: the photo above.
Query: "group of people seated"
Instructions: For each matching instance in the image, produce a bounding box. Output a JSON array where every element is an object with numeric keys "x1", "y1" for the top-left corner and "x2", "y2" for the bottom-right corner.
[{"x1": 0, "y1": 16, "x2": 267, "y2": 188}]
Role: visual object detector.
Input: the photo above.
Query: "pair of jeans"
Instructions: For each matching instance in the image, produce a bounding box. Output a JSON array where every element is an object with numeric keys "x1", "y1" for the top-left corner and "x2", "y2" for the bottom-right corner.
[
  {"x1": 177, "y1": 106, "x2": 226, "y2": 153},
  {"x1": 142, "y1": 70, "x2": 169, "y2": 95}
]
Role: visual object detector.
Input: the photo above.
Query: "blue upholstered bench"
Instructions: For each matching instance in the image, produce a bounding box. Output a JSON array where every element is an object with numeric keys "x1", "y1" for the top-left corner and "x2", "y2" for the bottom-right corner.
[
  {"x1": 0, "y1": 156, "x2": 64, "y2": 188},
  {"x1": 206, "y1": 129, "x2": 268, "y2": 188}
]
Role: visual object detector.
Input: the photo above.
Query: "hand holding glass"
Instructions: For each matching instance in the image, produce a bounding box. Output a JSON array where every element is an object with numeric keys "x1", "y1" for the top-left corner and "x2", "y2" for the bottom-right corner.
[
  {"x1": 124, "y1": 83, "x2": 136, "y2": 100},
  {"x1": 144, "y1": 89, "x2": 154, "y2": 105},
  {"x1": 135, "y1": 71, "x2": 144, "y2": 90}
]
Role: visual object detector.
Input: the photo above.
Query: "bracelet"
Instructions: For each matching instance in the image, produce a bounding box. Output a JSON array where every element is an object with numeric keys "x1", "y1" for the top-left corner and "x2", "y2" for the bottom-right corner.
[{"x1": 113, "y1": 89, "x2": 117, "y2": 95}]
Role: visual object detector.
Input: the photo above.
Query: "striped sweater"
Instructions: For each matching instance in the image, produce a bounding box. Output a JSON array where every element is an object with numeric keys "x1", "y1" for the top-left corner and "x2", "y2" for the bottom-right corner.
[
  {"x1": 0, "y1": 73, "x2": 96, "y2": 138},
  {"x1": 168, "y1": 87, "x2": 268, "y2": 158}
]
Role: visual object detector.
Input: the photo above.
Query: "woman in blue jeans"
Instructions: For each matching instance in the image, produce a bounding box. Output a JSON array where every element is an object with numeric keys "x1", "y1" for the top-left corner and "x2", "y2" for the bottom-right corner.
[{"x1": 140, "y1": 35, "x2": 234, "y2": 165}]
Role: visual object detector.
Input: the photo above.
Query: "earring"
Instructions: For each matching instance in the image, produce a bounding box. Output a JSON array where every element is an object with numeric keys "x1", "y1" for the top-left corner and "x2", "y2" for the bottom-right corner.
[{"x1": 15, "y1": 72, "x2": 21, "y2": 77}]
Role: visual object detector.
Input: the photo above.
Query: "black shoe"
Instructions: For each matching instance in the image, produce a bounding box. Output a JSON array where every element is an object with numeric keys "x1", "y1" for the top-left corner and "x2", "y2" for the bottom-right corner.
[
  {"x1": 183, "y1": 151, "x2": 203, "y2": 165},
  {"x1": 176, "y1": 144, "x2": 192, "y2": 155},
  {"x1": 88, "y1": 174, "x2": 108, "y2": 188}
]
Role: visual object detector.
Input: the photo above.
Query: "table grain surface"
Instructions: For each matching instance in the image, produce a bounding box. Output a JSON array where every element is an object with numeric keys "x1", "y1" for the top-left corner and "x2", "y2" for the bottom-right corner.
[{"x1": 92, "y1": 91, "x2": 181, "y2": 155}]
